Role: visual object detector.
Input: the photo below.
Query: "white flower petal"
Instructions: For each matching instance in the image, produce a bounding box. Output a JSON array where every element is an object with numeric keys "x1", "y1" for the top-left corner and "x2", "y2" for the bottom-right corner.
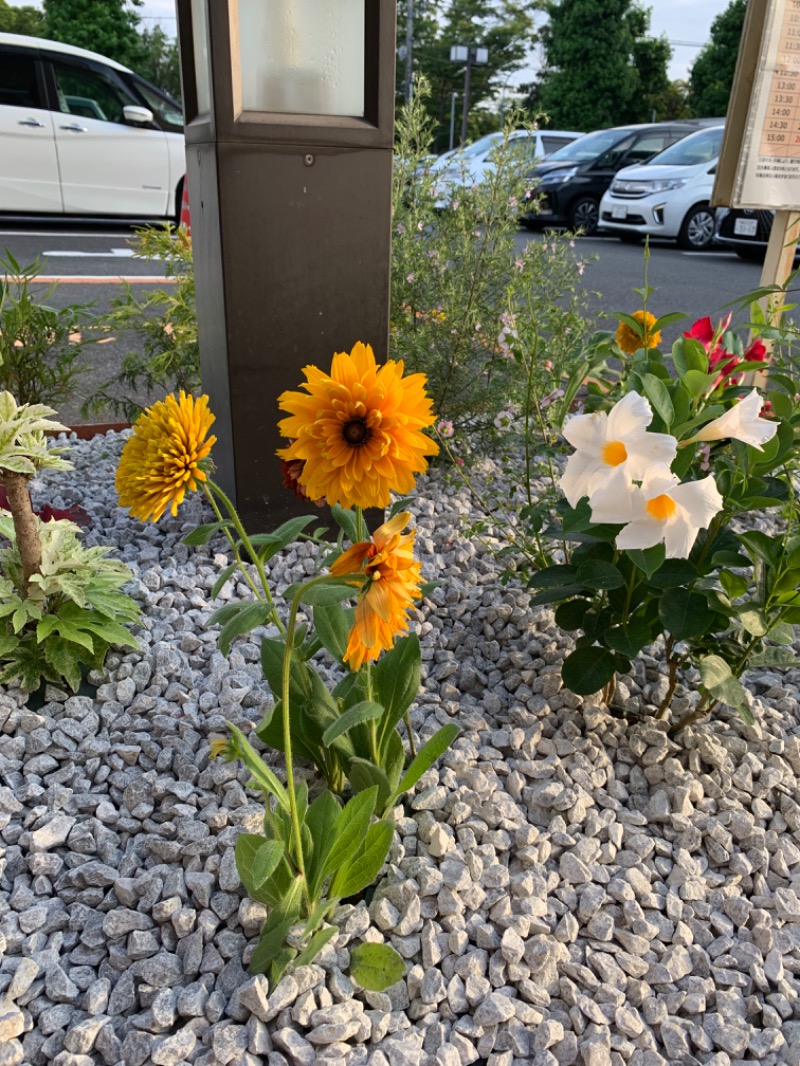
[
  {"x1": 559, "y1": 451, "x2": 601, "y2": 508},
  {"x1": 616, "y1": 517, "x2": 665, "y2": 551},
  {"x1": 663, "y1": 512, "x2": 699, "y2": 559},
  {"x1": 671, "y1": 474, "x2": 724, "y2": 530},
  {"x1": 607, "y1": 391, "x2": 653, "y2": 440},
  {"x1": 639, "y1": 465, "x2": 680, "y2": 498},
  {"x1": 624, "y1": 434, "x2": 678, "y2": 482},
  {"x1": 693, "y1": 389, "x2": 778, "y2": 450},
  {"x1": 562, "y1": 410, "x2": 608, "y2": 454},
  {"x1": 588, "y1": 467, "x2": 639, "y2": 525}
]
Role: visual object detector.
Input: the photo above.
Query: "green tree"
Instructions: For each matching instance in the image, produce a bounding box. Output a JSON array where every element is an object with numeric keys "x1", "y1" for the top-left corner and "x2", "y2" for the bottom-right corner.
[
  {"x1": 398, "y1": 0, "x2": 537, "y2": 151},
  {"x1": 135, "y1": 25, "x2": 182, "y2": 100},
  {"x1": 688, "y1": 0, "x2": 745, "y2": 118},
  {"x1": 43, "y1": 0, "x2": 143, "y2": 68},
  {"x1": 0, "y1": 0, "x2": 46, "y2": 35},
  {"x1": 533, "y1": 0, "x2": 672, "y2": 130}
]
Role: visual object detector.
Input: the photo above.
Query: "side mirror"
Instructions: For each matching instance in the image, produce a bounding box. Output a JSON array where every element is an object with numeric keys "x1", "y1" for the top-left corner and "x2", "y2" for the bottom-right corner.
[{"x1": 123, "y1": 105, "x2": 154, "y2": 126}]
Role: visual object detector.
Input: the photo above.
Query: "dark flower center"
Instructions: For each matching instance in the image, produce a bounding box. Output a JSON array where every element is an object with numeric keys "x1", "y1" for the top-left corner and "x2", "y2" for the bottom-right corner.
[{"x1": 343, "y1": 418, "x2": 370, "y2": 447}]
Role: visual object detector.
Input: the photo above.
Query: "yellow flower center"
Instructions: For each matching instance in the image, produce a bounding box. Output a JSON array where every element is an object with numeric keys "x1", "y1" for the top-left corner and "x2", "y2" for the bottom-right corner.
[
  {"x1": 602, "y1": 440, "x2": 628, "y2": 466},
  {"x1": 646, "y1": 494, "x2": 676, "y2": 521}
]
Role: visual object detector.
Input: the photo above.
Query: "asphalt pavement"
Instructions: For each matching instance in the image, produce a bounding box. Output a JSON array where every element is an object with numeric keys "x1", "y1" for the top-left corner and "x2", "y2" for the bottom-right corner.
[{"x1": 0, "y1": 221, "x2": 776, "y2": 426}]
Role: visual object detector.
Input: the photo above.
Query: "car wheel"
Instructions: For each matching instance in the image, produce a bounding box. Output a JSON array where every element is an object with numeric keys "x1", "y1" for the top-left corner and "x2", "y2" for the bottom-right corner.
[
  {"x1": 618, "y1": 232, "x2": 643, "y2": 244},
  {"x1": 568, "y1": 197, "x2": 599, "y2": 235},
  {"x1": 677, "y1": 204, "x2": 715, "y2": 250}
]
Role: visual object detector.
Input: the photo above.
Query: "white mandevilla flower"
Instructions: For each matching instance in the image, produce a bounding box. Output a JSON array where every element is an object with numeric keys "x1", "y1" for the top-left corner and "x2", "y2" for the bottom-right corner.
[
  {"x1": 589, "y1": 465, "x2": 723, "y2": 559},
  {"x1": 688, "y1": 389, "x2": 778, "y2": 450},
  {"x1": 559, "y1": 392, "x2": 678, "y2": 507}
]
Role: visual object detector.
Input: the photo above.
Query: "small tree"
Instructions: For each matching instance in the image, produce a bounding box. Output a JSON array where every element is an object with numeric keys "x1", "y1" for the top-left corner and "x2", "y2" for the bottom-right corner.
[
  {"x1": 688, "y1": 0, "x2": 746, "y2": 118},
  {"x1": 135, "y1": 24, "x2": 182, "y2": 100},
  {"x1": 0, "y1": 0, "x2": 46, "y2": 35}
]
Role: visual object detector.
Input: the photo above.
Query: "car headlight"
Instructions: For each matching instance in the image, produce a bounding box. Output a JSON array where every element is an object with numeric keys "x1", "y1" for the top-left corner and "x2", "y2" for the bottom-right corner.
[
  {"x1": 538, "y1": 166, "x2": 578, "y2": 186},
  {"x1": 647, "y1": 178, "x2": 689, "y2": 193}
]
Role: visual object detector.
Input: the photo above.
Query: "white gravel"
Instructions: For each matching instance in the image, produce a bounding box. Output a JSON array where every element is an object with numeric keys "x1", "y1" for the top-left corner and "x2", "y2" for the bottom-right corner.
[{"x1": 0, "y1": 430, "x2": 799, "y2": 1066}]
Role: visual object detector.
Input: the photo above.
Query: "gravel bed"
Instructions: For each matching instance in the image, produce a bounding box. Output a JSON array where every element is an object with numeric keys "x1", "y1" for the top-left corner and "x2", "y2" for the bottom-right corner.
[{"x1": 0, "y1": 431, "x2": 799, "y2": 1066}]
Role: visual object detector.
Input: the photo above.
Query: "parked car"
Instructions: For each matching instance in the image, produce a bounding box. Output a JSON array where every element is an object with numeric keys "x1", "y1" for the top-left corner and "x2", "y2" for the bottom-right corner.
[
  {"x1": 0, "y1": 32, "x2": 185, "y2": 219},
  {"x1": 713, "y1": 208, "x2": 785, "y2": 261},
  {"x1": 522, "y1": 121, "x2": 719, "y2": 236},
  {"x1": 598, "y1": 125, "x2": 725, "y2": 250},
  {"x1": 430, "y1": 127, "x2": 582, "y2": 205}
]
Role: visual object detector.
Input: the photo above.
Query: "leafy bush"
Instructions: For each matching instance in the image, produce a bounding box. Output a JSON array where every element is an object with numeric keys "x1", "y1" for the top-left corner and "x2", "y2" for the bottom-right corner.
[
  {"x1": 0, "y1": 252, "x2": 96, "y2": 408},
  {"x1": 82, "y1": 225, "x2": 199, "y2": 421}
]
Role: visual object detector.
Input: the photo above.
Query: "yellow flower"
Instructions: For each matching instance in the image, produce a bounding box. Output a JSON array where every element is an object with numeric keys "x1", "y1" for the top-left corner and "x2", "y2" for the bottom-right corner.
[
  {"x1": 208, "y1": 737, "x2": 230, "y2": 760},
  {"x1": 330, "y1": 512, "x2": 423, "y2": 671},
  {"x1": 277, "y1": 342, "x2": 438, "y2": 510},
  {"x1": 615, "y1": 311, "x2": 661, "y2": 355},
  {"x1": 116, "y1": 391, "x2": 216, "y2": 522}
]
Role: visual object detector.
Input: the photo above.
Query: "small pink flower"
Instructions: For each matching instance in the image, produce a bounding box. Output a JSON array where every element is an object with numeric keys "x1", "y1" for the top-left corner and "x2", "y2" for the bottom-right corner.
[
  {"x1": 514, "y1": 258, "x2": 525, "y2": 271},
  {"x1": 544, "y1": 360, "x2": 553, "y2": 371},
  {"x1": 417, "y1": 222, "x2": 424, "y2": 231},
  {"x1": 569, "y1": 240, "x2": 575, "y2": 249},
  {"x1": 455, "y1": 457, "x2": 464, "y2": 467},
  {"x1": 396, "y1": 222, "x2": 405, "y2": 234},
  {"x1": 577, "y1": 262, "x2": 585, "y2": 275},
  {"x1": 475, "y1": 323, "x2": 481, "y2": 332},
  {"x1": 406, "y1": 273, "x2": 415, "y2": 283},
  {"x1": 437, "y1": 419, "x2": 455, "y2": 439},
  {"x1": 508, "y1": 196, "x2": 518, "y2": 208},
  {"x1": 452, "y1": 201, "x2": 460, "y2": 211}
]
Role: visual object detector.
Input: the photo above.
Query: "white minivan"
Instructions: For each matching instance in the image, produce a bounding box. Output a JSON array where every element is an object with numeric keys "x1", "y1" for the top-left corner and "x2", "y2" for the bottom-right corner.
[
  {"x1": 0, "y1": 32, "x2": 185, "y2": 220},
  {"x1": 598, "y1": 125, "x2": 725, "y2": 250}
]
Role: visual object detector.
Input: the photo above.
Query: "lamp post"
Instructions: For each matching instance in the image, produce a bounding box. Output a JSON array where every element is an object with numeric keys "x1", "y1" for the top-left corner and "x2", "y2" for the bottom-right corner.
[
  {"x1": 449, "y1": 44, "x2": 488, "y2": 145},
  {"x1": 174, "y1": 1, "x2": 397, "y2": 529}
]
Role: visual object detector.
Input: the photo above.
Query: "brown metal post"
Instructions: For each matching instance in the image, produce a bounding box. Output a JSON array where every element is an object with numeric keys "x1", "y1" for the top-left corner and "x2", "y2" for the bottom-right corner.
[{"x1": 175, "y1": 1, "x2": 397, "y2": 531}]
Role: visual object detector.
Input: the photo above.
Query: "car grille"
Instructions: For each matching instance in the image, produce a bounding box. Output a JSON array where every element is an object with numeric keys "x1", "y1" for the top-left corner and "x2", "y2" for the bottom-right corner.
[{"x1": 601, "y1": 211, "x2": 647, "y2": 225}]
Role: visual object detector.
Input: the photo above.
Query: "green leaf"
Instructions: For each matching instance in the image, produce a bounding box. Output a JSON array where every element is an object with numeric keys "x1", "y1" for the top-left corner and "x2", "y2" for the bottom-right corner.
[
  {"x1": 314, "y1": 602, "x2": 353, "y2": 662},
  {"x1": 604, "y1": 620, "x2": 654, "y2": 658},
  {"x1": 295, "y1": 580, "x2": 359, "y2": 607},
  {"x1": 658, "y1": 588, "x2": 715, "y2": 640},
  {"x1": 747, "y1": 646, "x2": 797, "y2": 668},
  {"x1": 561, "y1": 645, "x2": 616, "y2": 695},
  {"x1": 347, "y1": 758, "x2": 393, "y2": 811},
  {"x1": 527, "y1": 564, "x2": 578, "y2": 589},
  {"x1": 215, "y1": 603, "x2": 275, "y2": 656},
  {"x1": 182, "y1": 520, "x2": 233, "y2": 546},
  {"x1": 248, "y1": 515, "x2": 316, "y2": 561},
  {"x1": 626, "y1": 544, "x2": 665, "y2": 579},
  {"x1": 306, "y1": 789, "x2": 342, "y2": 897},
  {"x1": 574, "y1": 559, "x2": 625, "y2": 591},
  {"x1": 227, "y1": 724, "x2": 291, "y2": 813},
  {"x1": 330, "y1": 819, "x2": 394, "y2": 899},
  {"x1": 555, "y1": 599, "x2": 594, "y2": 630},
  {"x1": 252, "y1": 840, "x2": 284, "y2": 890},
  {"x1": 648, "y1": 558, "x2": 697, "y2": 588},
  {"x1": 247, "y1": 881, "x2": 303, "y2": 975},
  {"x1": 373, "y1": 633, "x2": 421, "y2": 738},
  {"x1": 323, "y1": 701, "x2": 385, "y2": 747},
  {"x1": 321, "y1": 787, "x2": 378, "y2": 879},
  {"x1": 528, "y1": 585, "x2": 588, "y2": 607},
  {"x1": 42, "y1": 635, "x2": 82, "y2": 692},
  {"x1": 720, "y1": 570, "x2": 748, "y2": 599},
  {"x1": 699, "y1": 654, "x2": 747, "y2": 709},
  {"x1": 211, "y1": 562, "x2": 239, "y2": 600},
  {"x1": 395, "y1": 723, "x2": 460, "y2": 798},
  {"x1": 682, "y1": 368, "x2": 715, "y2": 399},
  {"x1": 331, "y1": 505, "x2": 360, "y2": 543},
  {"x1": 642, "y1": 373, "x2": 674, "y2": 427},
  {"x1": 738, "y1": 530, "x2": 781, "y2": 568},
  {"x1": 349, "y1": 942, "x2": 405, "y2": 991},
  {"x1": 292, "y1": 926, "x2": 339, "y2": 970},
  {"x1": 235, "y1": 833, "x2": 274, "y2": 904},
  {"x1": 737, "y1": 607, "x2": 768, "y2": 637}
]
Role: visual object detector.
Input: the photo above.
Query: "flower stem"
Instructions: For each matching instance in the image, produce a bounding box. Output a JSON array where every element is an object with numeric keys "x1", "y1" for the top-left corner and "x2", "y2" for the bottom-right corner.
[
  {"x1": 2, "y1": 473, "x2": 41, "y2": 590},
  {"x1": 204, "y1": 481, "x2": 284, "y2": 633}
]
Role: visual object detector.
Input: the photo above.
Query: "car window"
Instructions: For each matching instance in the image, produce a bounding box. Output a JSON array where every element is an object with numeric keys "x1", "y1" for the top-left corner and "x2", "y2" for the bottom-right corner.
[
  {"x1": 132, "y1": 77, "x2": 184, "y2": 131},
  {"x1": 594, "y1": 135, "x2": 636, "y2": 168},
  {"x1": 0, "y1": 52, "x2": 43, "y2": 109},
  {"x1": 624, "y1": 132, "x2": 671, "y2": 165},
  {"x1": 547, "y1": 128, "x2": 632, "y2": 163},
  {"x1": 648, "y1": 127, "x2": 724, "y2": 166},
  {"x1": 51, "y1": 60, "x2": 139, "y2": 124},
  {"x1": 541, "y1": 135, "x2": 575, "y2": 155}
]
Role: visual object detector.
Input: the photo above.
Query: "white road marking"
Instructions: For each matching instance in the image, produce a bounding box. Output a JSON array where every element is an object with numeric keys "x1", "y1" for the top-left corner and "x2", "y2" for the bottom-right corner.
[
  {"x1": 3, "y1": 275, "x2": 173, "y2": 284},
  {"x1": 42, "y1": 248, "x2": 138, "y2": 258},
  {"x1": 0, "y1": 230, "x2": 137, "y2": 238}
]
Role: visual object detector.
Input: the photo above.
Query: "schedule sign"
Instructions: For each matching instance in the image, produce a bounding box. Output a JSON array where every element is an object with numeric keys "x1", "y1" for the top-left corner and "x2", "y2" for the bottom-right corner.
[{"x1": 715, "y1": 0, "x2": 800, "y2": 209}]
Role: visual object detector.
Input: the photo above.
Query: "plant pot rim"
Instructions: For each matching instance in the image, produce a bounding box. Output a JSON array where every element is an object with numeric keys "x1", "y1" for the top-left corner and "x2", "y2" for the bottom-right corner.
[{"x1": 48, "y1": 422, "x2": 131, "y2": 440}]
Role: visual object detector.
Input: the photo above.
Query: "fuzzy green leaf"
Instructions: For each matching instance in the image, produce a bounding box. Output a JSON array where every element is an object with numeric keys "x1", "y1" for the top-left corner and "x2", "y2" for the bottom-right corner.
[{"x1": 349, "y1": 942, "x2": 405, "y2": 991}]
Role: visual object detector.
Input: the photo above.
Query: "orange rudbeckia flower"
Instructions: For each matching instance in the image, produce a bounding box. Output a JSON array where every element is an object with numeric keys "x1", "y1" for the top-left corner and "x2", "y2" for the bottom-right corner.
[
  {"x1": 329, "y1": 512, "x2": 423, "y2": 670},
  {"x1": 615, "y1": 310, "x2": 661, "y2": 355}
]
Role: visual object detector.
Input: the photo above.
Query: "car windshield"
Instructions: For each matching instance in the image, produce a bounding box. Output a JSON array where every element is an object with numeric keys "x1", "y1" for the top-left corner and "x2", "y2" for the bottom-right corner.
[
  {"x1": 132, "y1": 77, "x2": 183, "y2": 131},
  {"x1": 459, "y1": 132, "x2": 504, "y2": 158},
  {"x1": 546, "y1": 128, "x2": 630, "y2": 163},
  {"x1": 648, "y1": 127, "x2": 724, "y2": 166}
]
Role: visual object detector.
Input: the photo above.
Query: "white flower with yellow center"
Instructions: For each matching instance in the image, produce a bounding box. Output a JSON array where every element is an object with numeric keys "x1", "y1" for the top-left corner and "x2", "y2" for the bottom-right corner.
[
  {"x1": 559, "y1": 392, "x2": 678, "y2": 508},
  {"x1": 589, "y1": 465, "x2": 723, "y2": 559},
  {"x1": 688, "y1": 389, "x2": 778, "y2": 450}
]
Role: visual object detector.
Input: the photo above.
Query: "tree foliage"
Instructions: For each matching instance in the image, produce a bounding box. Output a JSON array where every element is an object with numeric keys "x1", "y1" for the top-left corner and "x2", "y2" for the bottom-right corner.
[
  {"x1": 688, "y1": 0, "x2": 745, "y2": 118},
  {"x1": 532, "y1": 0, "x2": 672, "y2": 130},
  {"x1": 43, "y1": 0, "x2": 144, "y2": 70},
  {"x1": 0, "y1": 0, "x2": 46, "y2": 35},
  {"x1": 136, "y1": 25, "x2": 182, "y2": 101},
  {"x1": 398, "y1": 0, "x2": 537, "y2": 151}
]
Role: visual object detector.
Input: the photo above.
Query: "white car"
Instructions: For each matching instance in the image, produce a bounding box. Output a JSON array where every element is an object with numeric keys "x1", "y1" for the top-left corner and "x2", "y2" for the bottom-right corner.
[
  {"x1": 430, "y1": 128, "x2": 582, "y2": 204},
  {"x1": 0, "y1": 32, "x2": 185, "y2": 219},
  {"x1": 598, "y1": 125, "x2": 725, "y2": 250}
]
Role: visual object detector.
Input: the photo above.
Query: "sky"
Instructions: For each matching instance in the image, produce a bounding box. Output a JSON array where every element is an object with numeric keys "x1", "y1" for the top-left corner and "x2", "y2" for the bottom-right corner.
[{"x1": 6, "y1": 0, "x2": 733, "y2": 82}]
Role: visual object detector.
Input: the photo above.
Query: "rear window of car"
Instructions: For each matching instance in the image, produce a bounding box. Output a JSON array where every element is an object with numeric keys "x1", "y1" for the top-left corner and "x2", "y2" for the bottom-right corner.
[
  {"x1": 541, "y1": 135, "x2": 577, "y2": 155},
  {"x1": 0, "y1": 52, "x2": 42, "y2": 109},
  {"x1": 547, "y1": 128, "x2": 634, "y2": 163},
  {"x1": 649, "y1": 127, "x2": 725, "y2": 166}
]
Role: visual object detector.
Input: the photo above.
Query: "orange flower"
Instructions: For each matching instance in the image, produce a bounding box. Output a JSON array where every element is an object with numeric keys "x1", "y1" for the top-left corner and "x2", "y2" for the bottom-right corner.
[
  {"x1": 116, "y1": 391, "x2": 216, "y2": 522},
  {"x1": 277, "y1": 341, "x2": 438, "y2": 510},
  {"x1": 615, "y1": 311, "x2": 661, "y2": 355},
  {"x1": 329, "y1": 512, "x2": 422, "y2": 670}
]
